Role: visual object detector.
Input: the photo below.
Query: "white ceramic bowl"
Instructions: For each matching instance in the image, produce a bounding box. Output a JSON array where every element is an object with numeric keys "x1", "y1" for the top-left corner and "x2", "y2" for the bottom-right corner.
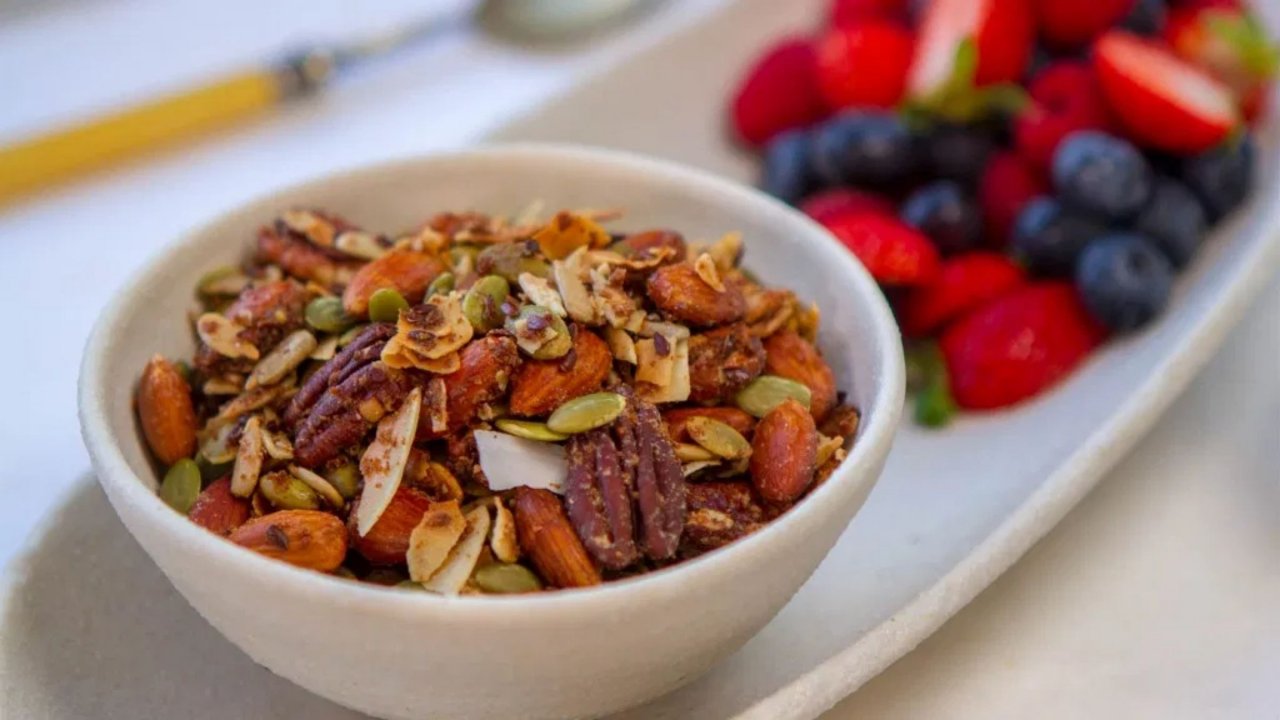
[{"x1": 78, "y1": 145, "x2": 904, "y2": 720}]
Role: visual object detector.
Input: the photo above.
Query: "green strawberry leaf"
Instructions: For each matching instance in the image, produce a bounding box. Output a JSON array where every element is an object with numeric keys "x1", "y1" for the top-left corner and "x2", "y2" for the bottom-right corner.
[
  {"x1": 907, "y1": 341, "x2": 956, "y2": 428},
  {"x1": 1205, "y1": 10, "x2": 1279, "y2": 79},
  {"x1": 903, "y1": 36, "x2": 1028, "y2": 124}
]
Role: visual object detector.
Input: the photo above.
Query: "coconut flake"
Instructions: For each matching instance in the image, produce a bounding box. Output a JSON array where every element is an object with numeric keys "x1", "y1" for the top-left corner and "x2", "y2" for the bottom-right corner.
[
  {"x1": 406, "y1": 500, "x2": 467, "y2": 582},
  {"x1": 473, "y1": 430, "x2": 567, "y2": 494},
  {"x1": 421, "y1": 505, "x2": 491, "y2": 595},
  {"x1": 355, "y1": 387, "x2": 422, "y2": 536}
]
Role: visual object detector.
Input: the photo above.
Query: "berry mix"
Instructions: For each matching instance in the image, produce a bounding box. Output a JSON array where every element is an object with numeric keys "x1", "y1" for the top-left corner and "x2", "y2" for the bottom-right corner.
[
  {"x1": 729, "y1": 0, "x2": 1274, "y2": 424},
  {"x1": 134, "y1": 208, "x2": 861, "y2": 593}
]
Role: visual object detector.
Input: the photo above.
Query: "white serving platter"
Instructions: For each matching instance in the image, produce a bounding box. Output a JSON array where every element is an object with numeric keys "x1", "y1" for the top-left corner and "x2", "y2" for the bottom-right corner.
[{"x1": 2, "y1": 0, "x2": 1278, "y2": 718}]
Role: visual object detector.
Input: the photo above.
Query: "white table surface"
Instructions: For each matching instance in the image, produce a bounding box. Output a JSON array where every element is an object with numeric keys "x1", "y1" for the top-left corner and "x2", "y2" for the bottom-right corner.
[{"x1": 1, "y1": 2, "x2": 1277, "y2": 718}]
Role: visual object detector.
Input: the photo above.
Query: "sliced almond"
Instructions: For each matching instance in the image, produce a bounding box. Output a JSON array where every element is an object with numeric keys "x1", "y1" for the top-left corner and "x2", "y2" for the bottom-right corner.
[
  {"x1": 355, "y1": 387, "x2": 422, "y2": 536},
  {"x1": 247, "y1": 330, "x2": 317, "y2": 390},
  {"x1": 196, "y1": 313, "x2": 259, "y2": 360},
  {"x1": 518, "y1": 272, "x2": 567, "y2": 317},
  {"x1": 230, "y1": 416, "x2": 265, "y2": 498},
  {"x1": 707, "y1": 231, "x2": 743, "y2": 272},
  {"x1": 693, "y1": 252, "x2": 726, "y2": 292},
  {"x1": 406, "y1": 500, "x2": 467, "y2": 582},
  {"x1": 605, "y1": 326, "x2": 637, "y2": 364},
  {"x1": 281, "y1": 209, "x2": 335, "y2": 247},
  {"x1": 421, "y1": 505, "x2": 491, "y2": 595},
  {"x1": 490, "y1": 499, "x2": 519, "y2": 563},
  {"x1": 288, "y1": 465, "x2": 346, "y2": 509},
  {"x1": 334, "y1": 230, "x2": 387, "y2": 260},
  {"x1": 199, "y1": 421, "x2": 239, "y2": 465},
  {"x1": 553, "y1": 247, "x2": 598, "y2": 324},
  {"x1": 208, "y1": 382, "x2": 294, "y2": 430},
  {"x1": 474, "y1": 429, "x2": 567, "y2": 494}
]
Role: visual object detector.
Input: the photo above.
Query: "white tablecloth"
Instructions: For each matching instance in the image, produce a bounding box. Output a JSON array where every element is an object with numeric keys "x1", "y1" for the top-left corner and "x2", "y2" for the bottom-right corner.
[{"x1": 2, "y1": 2, "x2": 1277, "y2": 717}]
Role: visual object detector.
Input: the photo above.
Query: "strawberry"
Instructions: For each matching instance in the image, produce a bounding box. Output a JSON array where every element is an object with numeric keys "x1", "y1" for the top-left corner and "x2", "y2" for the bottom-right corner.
[
  {"x1": 830, "y1": 0, "x2": 908, "y2": 26},
  {"x1": 1166, "y1": 6, "x2": 1278, "y2": 121},
  {"x1": 729, "y1": 37, "x2": 829, "y2": 147},
  {"x1": 820, "y1": 211, "x2": 942, "y2": 286},
  {"x1": 800, "y1": 188, "x2": 896, "y2": 224},
  {"x1": 979, "y1": 151, "x2": 1047, "y2": 247},
  {"x1": 940, "y1": 282, "x2": 1105, "y2": 409},
  {"x1": 1014, "y1": 61, "x2": 1114, "y2": 171},
  {"x1": 908, "y1": 0, "x2": 1034, "y2": 97},
  {"x1": 898, "y1": 253, "x2": 1026, "y2": 337},
  {"x1": 1032, "y1": 0, "x2": 1133, "y2": 48},
  {"x1": 1094, "y1": 30, "x2": 1239, "y2": 154},
  {"x1": 815, "y1": 21, "x2": 915, "y2": 110}
]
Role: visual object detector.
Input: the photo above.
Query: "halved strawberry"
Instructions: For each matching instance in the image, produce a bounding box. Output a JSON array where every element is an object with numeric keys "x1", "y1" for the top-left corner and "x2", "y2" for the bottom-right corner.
[
  {"x1": 1032, "y1": 0, "x2": 1133, "y2": 48},
  {"x1": 940, "y1": 282, "x2": 1105, "y2": 410},
  {"x1": 898, "y1": 253, "x2": 1026, "y2": 337},
  {"x1": 820, "y1": 211, "x2": 942, "y2": 286},
  {"x1": 800, "y1": 188, "x2": 896, "y2": 224},
  {"x1": 908, "y1": 0, "x2": 1034, "y2": 96},
  {"x1": 815, "y1": 21, "x2": 915, "y2": 110},
  {"x1": 1166, "y1": 6, "x2": 1278, "y2": 122},
  {"x1": 729, "y1": 37, "x2": 829, "y2": 147},
  {"x1": 1014, "y1": 61, "x2": 1114, "y2": 171},
  {"x1": 1094, "y1": 30, "x2": 1239, "y2": 154}
]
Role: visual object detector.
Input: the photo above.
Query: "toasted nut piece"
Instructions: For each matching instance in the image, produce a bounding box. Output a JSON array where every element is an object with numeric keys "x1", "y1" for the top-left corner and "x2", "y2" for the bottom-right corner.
[
  {"x1": 196, "y1": 313, "x2": 260, "y2": 360},
  {"x1": 749, "y1": 398, "x2": 818, "y2": 504},
  {"x1": 512, "y1": 487, "x2": 601, "y2": 589},
  {"x1": 663, "y1": 407, "x2": 756, "y2": 443},
  {"x1": 246, "y1": 330, "x2": 317, "y2": 390},
  {"x1": 348, "y1": 484, "x2": 433, "y2": 566},
  {"x1": 815, "y1": 434, "x2": 845, "y2": 467},
  {"x1": 417, "y1": 335, "x2": 522, "y2": 440},
  {"x1": 687, "y1": 323, "x2": 766, "y2": 404},
  {"x1": 406, "y1": 500, "x2": 466, "y2": 582},
  {"x1": 617, "y1": 229, "x2": 687, "y2": 263},
  {"x1": 604, "y1": 326, "x2": 637, "y2": 364},
  {"x1": 820, "y1": 403, "x2": 862, "y2": 442},
  {"x1": 342, "y1": 249, "x2": 446, "y2": 318},
  {"x1": 680, "y1": 481, "x2": 767, "y2": 555},
  {"x1": 256, "y1": 226, "x2": 360, "y2": 286},
  {"x1": 646, "y1": 262, "x2": 746, "y2": 327},
  {"x1": 421, "y1": 505, "x2": 491, "y2": 595},
  {"x1": 763, "y1": 330, "x2": 837, "y2": 422},
  {"x1": 404, "y1": 450, "x2": 464, "y2": 502},
  {"x1": 509, "y1": 327, "x2": 611, "y2": 416},
  {"x1": 137, "y1": 355, "x2": 198, "y2": 465},
  {"x1": 229, "y1": 510, "x2": 347, "y2": 572},
  {"x1": 187, "y1": 476, "x2": 251, "y2": 536},
  {"x1": 490, "y1": 499, "x2": 520, "y2": 563},
  {"x1": 693, "y1": 253, "x2": 725, "y2": 292},
  {"x1": 229, "y1": 415, "x2": 265, "y2": 497},
  {"x1": 705, "y1": 231, "x2": 744, "y2": 272}
]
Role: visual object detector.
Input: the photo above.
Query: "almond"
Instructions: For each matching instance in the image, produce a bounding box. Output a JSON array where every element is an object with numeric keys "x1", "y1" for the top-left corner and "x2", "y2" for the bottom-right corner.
[
  {"x1": 749, "y1": 398, "x2": 818, "y2": 505},
  {"x1": 512, "y1": 487, "x2": 601, "y2": 589},
  {"x1": 646, "y1": 262, "x2": 746, "y2": 327},
  {"x1": 137, "y1": 355, "x2": 198, "y2": 465},
  {"x1": 509, "y1": 327, "x2": 611, "y2": 417},
  {"x1": 342, "y1": 249, "x2": 446, "y2": 318},
  {"x1": 187, "y1": 476, "x2": 251, "y2": 536},
  {"x1": 229, "y1": 510, "x2": 347, "y2": 572},
  {"x1": 347, "y1": 484, "x2": 433, "y2": 565},
  {"x1": 763, "y1": 330, "x2": 838, "y2": 422},
  {"x1": 663, "y1": 407, "x2": 756, "y2": 443},
  {"x1": 417, "y1": 335, "x2": 521, "y2": 440},
  {"x1": 618, "y1": 229, "x2": 686, "y2": 262}
]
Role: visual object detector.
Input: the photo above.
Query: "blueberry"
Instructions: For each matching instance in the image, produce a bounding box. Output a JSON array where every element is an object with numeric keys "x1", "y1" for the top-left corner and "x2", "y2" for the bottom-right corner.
[
  {"x1": 1182, "y1": 135, "x2": 1255, "y2": 222},
  {"x1": 900, "y1": 180, "x2": 983, "y2": 254},
  {"x1": 1011, "y1": 196, "x2": 1108, "y2": 276},
  {"x1": 1076, "y1": 233, "x2": 1174, "y2": 332},
  {"x1": 1132, "y1": 177, "x2": 1207, "y2": 269},
  {"x1": 760, "y1": 129, "x2": 813, "y2": 205},
  {"x1": 809, "y1": 111, "x2": 917, "y2": 190},
  {"x1": 1121, "y1": 0, "x2": 1167, "y2": 36},
  {"x1": 1053, "y1": 131, "x2": 1153, "y2": 222},
  {"x1": 921, "y1": 123, "x2": 996, "y2": 188}
]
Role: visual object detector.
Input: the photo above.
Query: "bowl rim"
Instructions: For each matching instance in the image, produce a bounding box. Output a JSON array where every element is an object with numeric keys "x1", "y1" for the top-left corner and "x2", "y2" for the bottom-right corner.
[{"x1": 78, "y1": 142, "x2": 904, "y2": 621}]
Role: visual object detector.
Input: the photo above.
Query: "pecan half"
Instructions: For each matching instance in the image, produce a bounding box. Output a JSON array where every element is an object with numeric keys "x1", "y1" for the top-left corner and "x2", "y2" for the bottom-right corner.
[
  {"x1": 763, "y1": 330, "x2": 838, "y2": 422},
  {"x1": 687, "y1": 323, "x2": 766, "y2": 404},
  {"x1": 195, "y1": 280, "x2": 309, "y2": 376},
  {"x1": 285, "y1": 323, "x2": 394, "y2": 429},
  {"x1": 513, "y1": 487, "x2": 602, "y2": 589},
  {"x1": 416, "y1": 335, "x2": 521, "y2": 440},
  {"x1": 565, "y1": 430, "x2": 638, "y2": 570},
  {"x1": 646, "y1": 262, "x2": 746, "y2": 327},
  {"x1": 680, "y1": 481, "x2": 767, "y2": 556},
  {"x1": 509, "y1": 326, "x2": 611, "y2": 416}
]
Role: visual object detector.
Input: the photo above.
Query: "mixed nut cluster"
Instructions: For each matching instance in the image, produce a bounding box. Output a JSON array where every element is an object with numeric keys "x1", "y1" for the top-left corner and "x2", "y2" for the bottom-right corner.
[{"x1": 135, "y1": 206, "x2": 860, "y2": 593}]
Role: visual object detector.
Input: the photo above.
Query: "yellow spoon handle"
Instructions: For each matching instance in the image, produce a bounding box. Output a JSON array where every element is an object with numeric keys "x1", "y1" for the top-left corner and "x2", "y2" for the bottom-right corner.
[{"x1": 0, "y1": 68, "x2": 290, "y2": 205}]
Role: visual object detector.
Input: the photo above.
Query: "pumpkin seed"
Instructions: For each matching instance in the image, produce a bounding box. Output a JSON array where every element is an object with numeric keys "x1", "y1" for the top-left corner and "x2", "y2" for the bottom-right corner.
[
  {"x1": 674, "y1": 443, "x2": 716, "y2": 462},
  {"x1": 159, "y1": 459, "x2": 201, "y2": 514},
  {"x1": 546, "y1": 392, "x2": 625, "y2": 435},
  {"x1": 288, "y1": 465, "x2": 346, "y2": 508},
  {"x1": 735, "y1": 375, "x2": 812, "y2": 418},
  {"x1": 258, "y1": 470, "x2": 321, "y2": 510},
  {"x1": 462, "y1": 275, "x2": 510, "y2": 332},
  {"x1": 197, "y1": 266, "x2": 249, "y2": 297},
  {"x1": 685, "y1": 417, "x2": 752, "y2": 460},
  {"x1": 476, "y1": 242, "x2": 551, "y2": 282},
  {"x1": 305, "y1": 296, "x2": 354, "y2": 334},
  {"x1": 495, "y1": 418, "x2": 568, "y2": 442},
  {"x1": 325, "y1": 463, "x2": 361, "y2": 500},
  {"x1": 474, "y1": 563, "x2": 543, "y2": 594},
  {"x1": 196, "y1": 457, "x2": 232, "y2": 483},
  {"x1": 427, "y1": 271, "x2": 456, "y2": 297},
  {"x1": 368, "y1": 288, "x2": 409, "y2": 323},
  {"x1": 505, "y1": 305, "x2": 571, "y2": 359},
  {"x1": 448, "y1": 244, "x2": 480, "y2": 274}
]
